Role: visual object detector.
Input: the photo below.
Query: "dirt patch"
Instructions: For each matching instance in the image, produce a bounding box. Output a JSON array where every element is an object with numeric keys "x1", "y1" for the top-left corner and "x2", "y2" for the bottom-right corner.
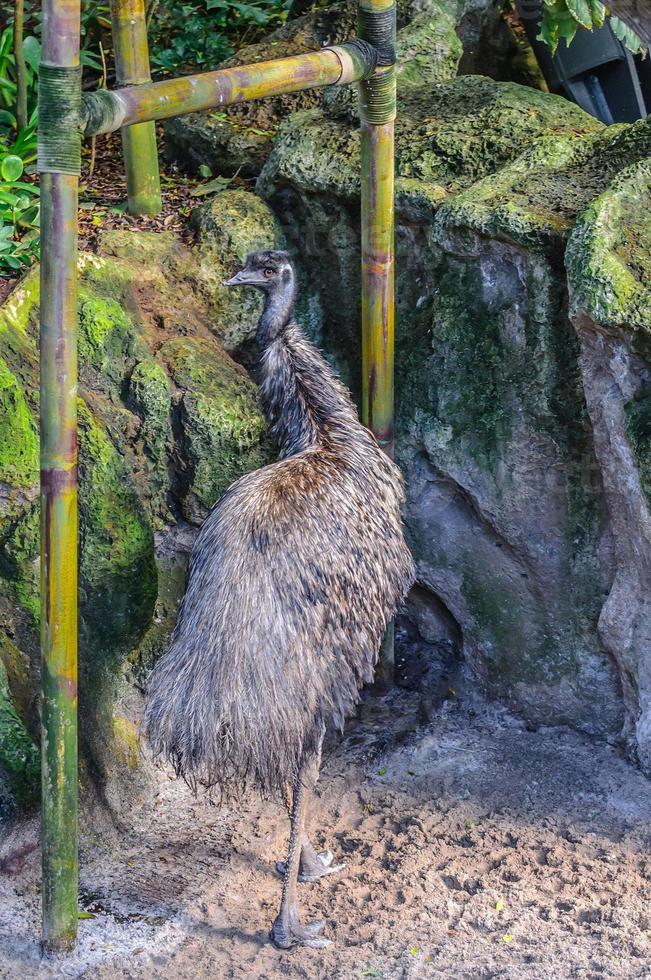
[{"x1": 1, "y1": 692, "x2": 651, "y2": 980}]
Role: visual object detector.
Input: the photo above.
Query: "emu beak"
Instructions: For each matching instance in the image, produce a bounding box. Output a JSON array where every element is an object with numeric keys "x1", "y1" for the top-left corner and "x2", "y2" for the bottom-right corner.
[
  {"x1": 224, "y1": 270, "x2": 246, "y2": 287},
  {"x1": 224, "y1": 269, "x2": 265, "y2": 287}
]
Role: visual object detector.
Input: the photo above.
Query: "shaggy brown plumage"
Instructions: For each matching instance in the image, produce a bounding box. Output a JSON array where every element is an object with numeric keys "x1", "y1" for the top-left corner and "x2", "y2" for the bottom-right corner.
[{"x1": 144, "y1": 250, "x2": 414, "y2": 947}]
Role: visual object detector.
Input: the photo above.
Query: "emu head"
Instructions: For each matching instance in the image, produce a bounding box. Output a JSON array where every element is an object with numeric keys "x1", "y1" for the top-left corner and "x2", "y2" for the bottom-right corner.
[
  {"x1": 225, "y1": 250, "x2": 297, "y2": 342},
  {"x1": 224, "y1": 250, "x2": 295, "y2": 294}
]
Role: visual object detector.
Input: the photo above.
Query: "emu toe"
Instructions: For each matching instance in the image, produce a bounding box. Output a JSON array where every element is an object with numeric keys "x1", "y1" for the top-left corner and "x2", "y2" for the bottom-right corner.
[
  {"x1": 270, "y1": 909, "x2": 331, "y2": 949},
  {"x1": 276, "y1": 848, "x2": 346, "y2": 883}
]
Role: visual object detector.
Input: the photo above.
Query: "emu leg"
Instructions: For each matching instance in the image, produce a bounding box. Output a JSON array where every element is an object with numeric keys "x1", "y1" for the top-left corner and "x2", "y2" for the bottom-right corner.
[
  {"x1": 270, "y1": 742, "x2": 332, "y2": 949},
  {"x1": 277, "y1": 741, "x2": 344, "y2": 884}
]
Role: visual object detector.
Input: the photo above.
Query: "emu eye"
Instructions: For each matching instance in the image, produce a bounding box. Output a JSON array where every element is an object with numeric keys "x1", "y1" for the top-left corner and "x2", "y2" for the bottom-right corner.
[{"x1": 263, "y1": 267, "x2": 275, "y2": 279}]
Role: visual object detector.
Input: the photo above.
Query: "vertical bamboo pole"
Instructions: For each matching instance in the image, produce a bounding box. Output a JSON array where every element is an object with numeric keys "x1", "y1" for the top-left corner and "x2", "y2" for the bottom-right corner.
[
  {"x1": 359, "y1": 0, "x2": 396, "y2": 688},
  {"x1": 39, "y1": 0, "x2": 81, "y2": 953},
  {"x1": 110, "y1": 0, "x2": 161, "y2": 215}
]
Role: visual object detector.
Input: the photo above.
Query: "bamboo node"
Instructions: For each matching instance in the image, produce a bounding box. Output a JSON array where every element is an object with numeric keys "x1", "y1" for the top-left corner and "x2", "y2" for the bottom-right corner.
[{"x1": 38, "y1": 65, "x2": 82, "y2": 175}]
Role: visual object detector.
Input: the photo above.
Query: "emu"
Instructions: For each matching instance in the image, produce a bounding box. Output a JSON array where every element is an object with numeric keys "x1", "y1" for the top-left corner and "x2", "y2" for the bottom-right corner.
[{"x1": 144, "y1": 250, "x2": 415, "y2": 948}]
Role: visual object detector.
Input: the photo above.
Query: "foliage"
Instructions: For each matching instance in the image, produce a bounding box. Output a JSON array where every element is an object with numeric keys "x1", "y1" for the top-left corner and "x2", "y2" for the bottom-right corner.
[
  {"x1": 0, "y1": 126, "x2": 39, "y2": 272},
  {"x1": 148, "y1": 0, "x2": 292, "y2": 74},
  {"x1": 537, "y1": 0, "x2": 645, "y2": 56},
  {"x1": 0, "y1": 96, "x2": 38, "y2": 273},
  {"x1": 0, "y1": 25, "x2": 40, "y2": 121}
]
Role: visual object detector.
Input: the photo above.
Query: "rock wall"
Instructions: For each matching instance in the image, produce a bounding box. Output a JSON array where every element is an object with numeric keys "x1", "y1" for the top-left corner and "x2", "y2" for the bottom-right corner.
[
  {"x1": 256, "y1": 70, "x2": 651, "y2": 769},
  {"x1": 0, "y1": 195, "x2": 282, "y2": 817}
]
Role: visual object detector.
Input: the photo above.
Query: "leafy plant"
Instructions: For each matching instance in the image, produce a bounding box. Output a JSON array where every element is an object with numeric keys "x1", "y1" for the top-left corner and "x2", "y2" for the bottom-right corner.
[
  {"x1": 0, "y1": 102, "x2": 39, "y2": 273},
  {"x1": 148, "y1": 0, "x2": 292, "y2": 74},
  {"x1": 0, "y1": 25, "x2": 40, "y2": 121},
  {"x1": 0, "y1": 147, "x2": 39, "y2": 271},
  {"x1": 538, "y1": 0, "x2": 645, "y2": 56}
]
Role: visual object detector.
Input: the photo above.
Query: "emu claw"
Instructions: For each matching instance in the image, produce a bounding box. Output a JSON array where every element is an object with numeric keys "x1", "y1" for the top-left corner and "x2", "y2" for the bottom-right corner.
[
  {"x1": 270, "y1": 912, "x2": 331, "y2": 949},
  {"x1": 276, "y1": 850, "x2": 346, "y2": 883}
]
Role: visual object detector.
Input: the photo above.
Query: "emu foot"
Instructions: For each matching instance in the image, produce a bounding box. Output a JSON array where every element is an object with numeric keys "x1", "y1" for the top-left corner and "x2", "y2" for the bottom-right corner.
[
  {"x1": 277, "y1": 848, "x2": 346, "y2": 883},
  {"x1": 270, "y1": 908, "x2": 331, "y2": 949}
]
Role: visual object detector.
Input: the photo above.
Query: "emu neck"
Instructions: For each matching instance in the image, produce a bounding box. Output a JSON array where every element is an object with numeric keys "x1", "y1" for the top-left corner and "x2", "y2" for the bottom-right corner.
[
  {"x1": 258, "y1": 322, "x2": 357, "y2": 458},
  {"x1": 256, "y1": 282, "x2": 296, "y2": 346}
]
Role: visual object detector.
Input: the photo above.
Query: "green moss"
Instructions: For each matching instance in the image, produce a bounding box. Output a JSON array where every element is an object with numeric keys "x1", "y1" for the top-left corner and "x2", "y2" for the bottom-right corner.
[
  {"x1": 0, "y1": 266, "x2": 39, "y2": 336},
  {"x1": 128, "y1": 359, "x2": 173, "y2": 522},
  {"x1": 0, "y1": 504, "x2": 40, "y2": 621},
  {"x1": 79, "y1": 290, "x2": 147, "y2": 388},
  {"x1": 161, "y1": 336, "x2": 271, "y2": 521},
  {"x1": 78, "y1": 399, "x2": 157, "y2": 651},
  {"x1": 111, "y1": 713, "x2": 140, "y2": 769},
  {"x1": 192, "y1": 190, "x2": 285, "y2": 351},
  {"x1": 263, "y1": 76, "x2": 600, "y2": 211},
  {"x1": 0, "y1": 356, "x2": 38, "y2": 489},
  {"x1": 625, "y1": 383, "x2": 651, "y2": 506},
  {"x1": 567, "y1": 153, "x2": 651, "y2": 330},
  {"x1": 0, "y1": 659, "x2": 38, "y2": 810},
  {"x1": 439, "y1": 122, "x2": 651, "y2": 258},
  {"x1": 396, "y1": 9, "x2": 462, "y2": 89},
  {"x1": 193, "y1": 189, "x2": 283, "y2": 261}
]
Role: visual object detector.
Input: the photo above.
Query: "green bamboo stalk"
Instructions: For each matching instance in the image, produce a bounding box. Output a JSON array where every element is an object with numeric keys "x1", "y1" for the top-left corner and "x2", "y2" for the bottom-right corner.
[
  {"x1": 110, "y1": 0, "x2": 161, "y2": 215},
  {"x1": 81, "y1": 43, "x2": 374, "y2": 136},
  {"x1": 358, "y1": 0, "x2": 396, "y2": 687},
  {"x1": 39, "y1": 0, "x2": 81, "y2": 954},
  {"x1": 13, "y1": 0, "x2": 28, "y2": 130}
]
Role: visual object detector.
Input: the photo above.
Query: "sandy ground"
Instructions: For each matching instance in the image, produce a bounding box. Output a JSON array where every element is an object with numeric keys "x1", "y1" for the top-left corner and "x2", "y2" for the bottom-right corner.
[{"x1": 2, "y1": 691, "x2": 651, "y2": 980}]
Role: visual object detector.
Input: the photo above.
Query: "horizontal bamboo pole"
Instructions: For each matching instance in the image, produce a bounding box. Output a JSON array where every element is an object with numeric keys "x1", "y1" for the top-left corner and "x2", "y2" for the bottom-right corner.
[{"x1": 82, "y1": 44, "x2": 373, "y2": 136}]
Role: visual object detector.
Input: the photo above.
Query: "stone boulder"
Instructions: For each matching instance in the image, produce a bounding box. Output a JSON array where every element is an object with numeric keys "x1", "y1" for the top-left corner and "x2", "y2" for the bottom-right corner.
[
  {"x1": 256, "y1": 69, "x2": 651, "y2": 770},
  {"x1": 0, "y1": 193, "x2": 280, "y2": 817}
]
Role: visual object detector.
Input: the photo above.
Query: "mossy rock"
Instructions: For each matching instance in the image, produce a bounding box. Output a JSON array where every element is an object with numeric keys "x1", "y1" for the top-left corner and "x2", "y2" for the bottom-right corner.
[
  {"x1": 437, "y1": 121, "x2": 651, "y2": 255},
  {"x1": 78, "y1": 400, "x2": 157, "y2": 652},
  {"x1": 0, "y1": 355, "x2": 38, "y2": 495},
  {"x1": 0, "y1": 214, "x2": 276, "y2": 817},
  {"x1": 0, "y1": 657, "x2": 38, "y2": 815},
  {"x1": 191, "y1": 190, "x2": 285, "y2": 351},
  {"x1": 260, "y1": 76, "x2": 600, "y2": 215},
  {"x1": 127, "y1": 359, "x2": 174, "y2": 523},
  {"x1": 259, "y1": 71, "x2": 627, "y2": 737},
  {"x1": 567, "y1": 150, "x2": 651, "y2": 331},
  {"x1": 161, "y1": 336, "x2": 270, "y2": 521}
]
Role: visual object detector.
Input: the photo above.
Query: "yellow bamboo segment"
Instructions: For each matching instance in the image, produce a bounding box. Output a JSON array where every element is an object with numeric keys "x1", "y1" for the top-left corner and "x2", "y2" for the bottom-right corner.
[
  {"x1": 39, "y1": 0, "x2": 81, "y2": 950},
  {"x1": 360, "y1": 119, "x2": 395, "y2": 456},
  {"x1": 110, "y1": 0, "x2": 161, "y2": 214},
  {"x1": 358, "y1": 0, "x2": 397, "y2": 686}
]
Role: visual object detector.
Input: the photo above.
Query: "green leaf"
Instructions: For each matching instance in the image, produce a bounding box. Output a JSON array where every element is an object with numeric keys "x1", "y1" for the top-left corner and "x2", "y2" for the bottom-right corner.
[
  {"x1": 1, "y1": 155, "x2": 23, "y2": 181},
  {"x1": 538, "y1": 10, "x2": 560, "y2": 54},
  {"x1": 589, "y1": 0, "x2": 606, "y2": 28},
  {"x1": 556, "y1": 12, "x2": 579, "y2": 45},
  {"x1": 189, "y1": 175, "x2": 232, "y2": 197},
  {"x1": 22, "y1": 37, "x2": 41, "y2": 73},
  {"x1": 610, "y1": 16, "x2": 645, "y2": 55},
  {"x1": 77, "y1": 910, "x2": 96, "y2": 920},
  {"x1": 566, "y1": 0, "x2": 593, "y2": 29},
  {"x1": 198, "y1": 164, "x2": 212, "y2": 178}
]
